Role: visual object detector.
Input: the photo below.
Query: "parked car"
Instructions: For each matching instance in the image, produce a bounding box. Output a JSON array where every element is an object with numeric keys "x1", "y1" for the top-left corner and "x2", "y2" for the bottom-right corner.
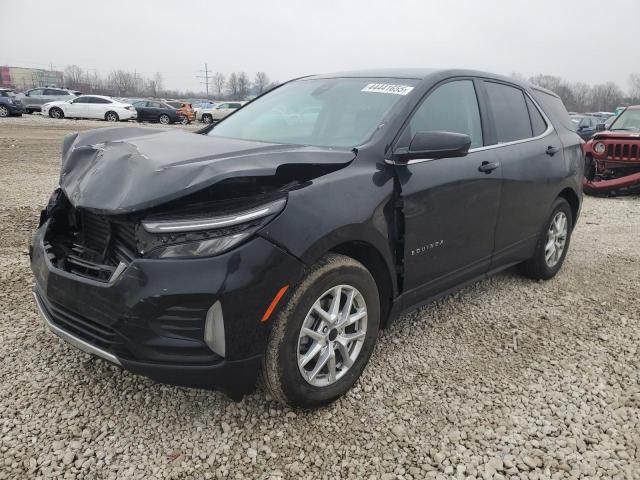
[
  {"x1": 0, "y1": 88, "x2": 25, "y2": 117},
  {"x1": 575, "y1": 115, "x2": 603, "y2": 140},
  {"x1": 197, "y1": 101, "x2": 246, "y2": 123},
  {"x1": 583, "y1": 105, "x2": 640, "y2": 196},
  {"x1": 192, "y1": 101, "x2": 216, "y2": 116},
  {"x1": 30, "y1": 69, "x2": 582, "y2": 407},
  {"x1": 18, "y1": 87, "x2": 81, "y2": 113},
  {"x1": 132, "y1": 100, "x2": 185, "y2": 124},
  {"x1": 166, "y1": 101, "x2": 195, "y2": 123},
  {"x1": 41, "y1": 95, "x2": 137, "y2": 121}
]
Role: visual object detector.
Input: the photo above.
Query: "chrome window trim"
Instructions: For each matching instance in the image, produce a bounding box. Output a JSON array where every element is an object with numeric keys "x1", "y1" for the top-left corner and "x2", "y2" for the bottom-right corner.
[{"x1": 386, "y1": 89, "x2": 555, "y2": 166}]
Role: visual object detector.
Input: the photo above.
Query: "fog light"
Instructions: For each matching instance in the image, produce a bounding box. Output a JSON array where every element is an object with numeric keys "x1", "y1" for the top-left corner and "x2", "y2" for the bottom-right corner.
[
  {"x1": 594, "y1": 142, "x2": 606, "y2": 155},
  {"x1": 204, "y1": 301, "x2": 225, "y2": 357}
]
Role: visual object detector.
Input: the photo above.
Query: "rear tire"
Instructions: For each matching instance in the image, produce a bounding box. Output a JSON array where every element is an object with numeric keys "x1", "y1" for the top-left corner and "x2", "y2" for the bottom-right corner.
[
  {"x1": 105, "y1": 111, "x2": 119, "y2": 122},
  {"x1": 261, "y1": 254, "x2": 380, "y2": 408},
  {"x1": 0, "y1": 105, "x2": 8, "y2": 117},
  {"x1": 49, "y1": 107, "x2": 64, "y2": 119},
  {"x1": 159, "y1": 114, "x2": 171, "y2": 125},
  {"x1": 520, "y1": 197, "x2": 573, "y2": 280},
  {"x1": 202, "y1": 114, "x2": 213, "y2": 124}
]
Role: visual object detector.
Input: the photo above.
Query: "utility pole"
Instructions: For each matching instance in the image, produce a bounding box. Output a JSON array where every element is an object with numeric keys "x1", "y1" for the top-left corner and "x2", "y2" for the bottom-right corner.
[{"x1": 197, "y1": 63, "x2": 211, "y2": 99}]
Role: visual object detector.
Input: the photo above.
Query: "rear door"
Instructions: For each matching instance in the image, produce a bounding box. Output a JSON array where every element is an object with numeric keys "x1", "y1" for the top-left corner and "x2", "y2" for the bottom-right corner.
[
  {"x1": 86, "y1": 97, "x2": 111, "y2": 119},
  {"x1": 25, "y1": 88, "x2": 45, "y2": 109},
  {"x1": 396, "y1": 79, "x2": 503, "y2": 306},
  {"x1": 482, "y1": 80, "x2": 563, "y2": 267}
]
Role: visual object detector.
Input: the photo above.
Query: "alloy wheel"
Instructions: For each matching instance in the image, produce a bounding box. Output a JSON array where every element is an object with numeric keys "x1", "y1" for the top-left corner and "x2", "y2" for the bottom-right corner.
[
  {"x1": 297, "y1": 285, "x2": 368, "y2": 387},
  {"x1": 50, "y1": 108, "x2": 62, "y2": 119},
  {"x1": 0, "y1": 105, "x2": 8, "y2": 117},
  {"x1": 106, "y1": 112, "x2": 118, "y2": 122},
  {"x1": 545, "y1": 211, "x2": 568, "y2": 267},
  {"x1": 159, "y1": 115, "x2": 170, "y2": 124}
]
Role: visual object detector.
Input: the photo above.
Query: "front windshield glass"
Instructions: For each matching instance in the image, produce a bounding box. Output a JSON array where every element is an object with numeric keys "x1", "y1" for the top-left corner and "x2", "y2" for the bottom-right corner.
[
  {"x1": 209, "y1": 77, "x2": 419, "y2": 148},
  {"x1": 610, "y1": 109, "x2": 640, "y2": 131}
]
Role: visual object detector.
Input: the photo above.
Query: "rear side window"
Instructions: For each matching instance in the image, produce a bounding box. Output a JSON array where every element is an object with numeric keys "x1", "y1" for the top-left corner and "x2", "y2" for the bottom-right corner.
[
  {"x1": 485, "y1": 82, "x2": 532, "y2": 142},
  {"x1": 408, "y1": 80, "x2": 483, "y2": 148},
  {"x1": 526, "y1": 96, "x2": 547, "y2": 137}
]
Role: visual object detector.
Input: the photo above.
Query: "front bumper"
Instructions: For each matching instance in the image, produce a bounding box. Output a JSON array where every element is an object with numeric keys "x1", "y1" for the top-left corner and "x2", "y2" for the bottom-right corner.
[
  {"x1": 30, "y1": 225, "x2": 304, "y2": 399},
  {"x1": 6, "y1": 103, "x2": 25, "y2": 114}
]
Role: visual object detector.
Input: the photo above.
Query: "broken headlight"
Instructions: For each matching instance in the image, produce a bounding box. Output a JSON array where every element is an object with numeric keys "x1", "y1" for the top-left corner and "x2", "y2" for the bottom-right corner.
[{"x1": 140, "y1": 197, "x2": 286, "y2": 259}]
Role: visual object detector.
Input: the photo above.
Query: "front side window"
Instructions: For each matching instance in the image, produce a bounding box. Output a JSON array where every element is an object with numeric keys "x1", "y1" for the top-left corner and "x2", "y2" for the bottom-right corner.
[
  {"x1": 407, "y1": 80, "x2": 483, "y2": 148},
  {"x1": 90, "y1": 97, "x2": 111, "y2": 104},
  {"x1": 485, "y1": 82, "x2": 533, "y2": 142},
  {"x1": 28, "y1": 89, "x2": 44, "y2": 96},
  {"x1": 210, "y1": 77, "x2": 418, "y2": 148},
  {"x1": 73, "y1": 97, "x2": 89, "y2": 104}
]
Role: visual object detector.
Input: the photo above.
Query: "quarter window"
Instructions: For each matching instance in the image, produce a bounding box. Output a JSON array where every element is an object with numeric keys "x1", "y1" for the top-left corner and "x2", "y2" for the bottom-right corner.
[
  {"x1": 485, "y1": 82, "x2": 533, "y2": 142},
  {"x1": 526, "y1": 96, "x2": 547, "y2": 137},
  {"x1": 408, "y1": 80, "x2": 483, "y2": 148}
]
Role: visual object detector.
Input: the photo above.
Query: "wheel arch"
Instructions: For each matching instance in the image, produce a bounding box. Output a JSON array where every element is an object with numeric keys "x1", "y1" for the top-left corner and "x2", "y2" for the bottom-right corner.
[
  {"x1": 557, "y1": 187, "x2": 580, "y2": 226},
  {"x1": 326, "y1": 240, "x2": 396, "y2": 329}
]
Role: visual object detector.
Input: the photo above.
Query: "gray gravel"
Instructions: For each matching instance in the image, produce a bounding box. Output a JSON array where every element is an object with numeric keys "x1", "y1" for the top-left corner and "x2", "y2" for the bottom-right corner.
[{"x1": 1, "y1": 115, "x2": 639, "y2": 479}]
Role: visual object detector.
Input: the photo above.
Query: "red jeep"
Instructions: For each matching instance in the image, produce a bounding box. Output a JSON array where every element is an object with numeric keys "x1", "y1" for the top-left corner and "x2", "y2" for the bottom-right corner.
[{"x1": 583, "y1": 106, "x2": 640, "y2": 196}]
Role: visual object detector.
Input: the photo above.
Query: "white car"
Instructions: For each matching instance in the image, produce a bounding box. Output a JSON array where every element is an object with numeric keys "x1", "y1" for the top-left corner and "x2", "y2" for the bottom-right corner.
[
  {"x1": 196, "y1": 101, "x2": 246, "y2": 124},
  {"x1": 41, "y1": 95, "x2": 137, "y2": 122}
]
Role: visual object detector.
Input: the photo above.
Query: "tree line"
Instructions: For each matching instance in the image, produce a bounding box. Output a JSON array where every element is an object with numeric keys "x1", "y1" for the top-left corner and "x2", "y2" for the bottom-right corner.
[
  {"x1": 63, "y1": 64, "x2": 640, "y2": 110},
  {"x1": 513, "y1": 72, "x2": 640, "y2": 113},
  {"x1": 63, "y1": 65, "x2": 278, "y2": 100}
]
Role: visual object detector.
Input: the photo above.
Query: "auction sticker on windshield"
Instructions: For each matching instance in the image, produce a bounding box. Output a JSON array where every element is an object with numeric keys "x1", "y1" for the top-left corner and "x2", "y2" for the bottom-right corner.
[{"x1": 361, "y1": 84, "x2": 414, "y2": 95}]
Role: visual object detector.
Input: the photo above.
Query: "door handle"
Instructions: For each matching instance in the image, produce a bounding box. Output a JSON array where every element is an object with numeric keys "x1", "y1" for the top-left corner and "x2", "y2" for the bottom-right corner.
[
  {"x1": 478, "y1": 161, "x2": 500, "y2": 174},
  {"x1": 546, "y1": 146, "x2": 560, "y2": 156}
]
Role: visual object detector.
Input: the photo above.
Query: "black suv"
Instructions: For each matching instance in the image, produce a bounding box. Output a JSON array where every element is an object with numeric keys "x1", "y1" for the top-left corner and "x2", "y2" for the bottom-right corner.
[
  {"x1": 30, "y1": 69, "x2": 582, "y2": 407},
  {"x1": 0, "y1": 88, "x2": 25, "y2": 117}
]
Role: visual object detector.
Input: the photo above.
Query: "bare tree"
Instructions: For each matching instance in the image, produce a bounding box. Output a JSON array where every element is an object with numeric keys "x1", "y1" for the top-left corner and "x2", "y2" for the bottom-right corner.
[
  {"x1": 629, "y1": 73, "x2": 640, "y2": 101},
  {"x1": 568, "y1": 82, "x2": 591, "y2": 112},
  {"x1": 108, "y1": 70, "x2": 137, "y2": 96},
  {"x1": 237, "y1": 72, "x2": 250, "y2": 99},
  {"x1": 226, "y1": 72, "x2": 239, "y2": 99},
  {"x1": 64, "y1": 65, "x2": 84, "y2": 90},
  {"x1": 212, "y1": 72, "x2": 225, "y2": 99},
  {"x1": 253, "y1": 71, "x2": 270, "y2": 95},
  {"x1": 589, "y1": 82, "x2": 624, "y2": 111}
]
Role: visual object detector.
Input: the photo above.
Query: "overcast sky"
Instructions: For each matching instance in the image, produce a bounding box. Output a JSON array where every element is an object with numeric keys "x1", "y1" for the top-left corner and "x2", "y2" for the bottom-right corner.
[{"x1": 2, "y1": 0, "x2": 639, "y2": 92}]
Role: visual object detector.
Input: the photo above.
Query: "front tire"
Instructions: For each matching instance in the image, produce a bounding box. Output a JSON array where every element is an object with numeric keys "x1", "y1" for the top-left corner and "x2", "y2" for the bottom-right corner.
[
  {"x1": 49, "y1": 107, "x2": 64, "y2": 119},
  {"x1": 105, "y1": 111, "x2": 119, "y2": 122},
  {"x1": 201, "y1": 114, "x2": 213, "y2": 124},
  {"x1": 0, "y1": 105, "x2": 9, "y2": 117},
  {"x1": 520, "y1": 197, "x2": 573, "y2": 280},
  {"x1": 159, "y1": 114, "x2": 171, "y2": 125},
  {"x1": 261, "y1": 254, "x2": 380, "y2": 408}
]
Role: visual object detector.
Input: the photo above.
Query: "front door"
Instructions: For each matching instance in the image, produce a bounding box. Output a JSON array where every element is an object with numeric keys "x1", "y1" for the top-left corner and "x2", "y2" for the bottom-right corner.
[{"x1": 395, "y1": 79, "x2": 502, "y2": 307}]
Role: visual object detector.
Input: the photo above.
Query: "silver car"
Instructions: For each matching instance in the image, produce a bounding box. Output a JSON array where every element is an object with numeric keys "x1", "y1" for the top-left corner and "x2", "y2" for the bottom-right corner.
[{"x1": 19, "y1": 87, "x2": 81, "y2": 113}]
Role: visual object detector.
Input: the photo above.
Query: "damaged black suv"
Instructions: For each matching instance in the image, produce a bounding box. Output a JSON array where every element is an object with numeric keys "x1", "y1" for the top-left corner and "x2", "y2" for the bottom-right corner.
[{"x1": 31, "y1": 69, "x2": 583, "y2": 407}]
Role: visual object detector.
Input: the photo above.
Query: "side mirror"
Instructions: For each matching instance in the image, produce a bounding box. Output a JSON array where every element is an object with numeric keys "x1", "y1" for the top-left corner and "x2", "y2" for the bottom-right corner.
[
  {"x1": 596, "y1": 123, "x2": 606, "y2": 132},
  {"x1": 394, "y1": 131, "x2": 472, "y2": 162},
  {"x1": 24, "y1": 92, "x2": 30, "y2": 97}
]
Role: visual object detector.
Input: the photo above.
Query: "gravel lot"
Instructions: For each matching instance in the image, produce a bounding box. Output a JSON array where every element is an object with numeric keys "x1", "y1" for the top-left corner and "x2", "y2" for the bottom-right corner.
[{"x1": 1, "y1": 115, "x2": 638, "y2": 480}]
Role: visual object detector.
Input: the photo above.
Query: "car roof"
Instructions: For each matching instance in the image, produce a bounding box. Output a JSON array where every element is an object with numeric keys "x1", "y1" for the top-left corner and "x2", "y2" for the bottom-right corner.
[
  {"x1": 78, "y1": 94, "x2": 113, "y2": 100},
  {"x1": 302, "y1": 68, "x2": 560, "y2": 98}
]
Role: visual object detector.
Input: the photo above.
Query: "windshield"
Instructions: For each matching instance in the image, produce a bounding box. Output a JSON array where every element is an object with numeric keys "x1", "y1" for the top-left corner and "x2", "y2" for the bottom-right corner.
[
  {"x1": 610, "y1": 109, "x2": 640, "y2": 131},
  {"x1": 209, "y1": 77, "x2": 418, "y2": 148}
]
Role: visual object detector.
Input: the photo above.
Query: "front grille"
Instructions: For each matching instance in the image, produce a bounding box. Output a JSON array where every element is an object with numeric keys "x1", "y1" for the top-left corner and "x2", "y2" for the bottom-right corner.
[
  {"x1": 36, "y1": 291, "x2": 124, "y2": 353},
  {"x1": 606, "y1": 143, "x2": 640, "y2": 161},
  {"x1": 46, "y1": 208, "x2": 138, "y2": 282}
]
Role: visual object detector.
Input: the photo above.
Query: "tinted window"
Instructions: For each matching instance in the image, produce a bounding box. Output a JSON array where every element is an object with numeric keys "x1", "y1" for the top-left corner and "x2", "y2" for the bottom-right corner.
[
  {"x1": 133, "y1": 101, "x2": 147, "y2": 107},
  {"x1": 229, "y1": 103, "x2": 241, "y2": 108},
  {"x1": 485, "y1": 82, "x2": 532, "y2": 142},
  {"x1": 218, "y1": 103, "x2": 229, "y2": 109},
  {"x1": 408, "y1": 80, "x2": 483, "y2": 148},
  {"x1": 90, "y1": 97, "x2": 111, "y2": 104},
  {"x1": 73, "y1": 97, "x2": 90, "y2": 103},
  {"x1": 526, "y1": 96, "x2": 547, "y2": 136}
]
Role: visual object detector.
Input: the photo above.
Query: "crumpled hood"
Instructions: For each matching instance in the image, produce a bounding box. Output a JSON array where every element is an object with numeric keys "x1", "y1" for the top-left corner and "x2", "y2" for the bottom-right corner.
[{"x1": 60, "y1": 127, "x2": 355, "y2": 214}]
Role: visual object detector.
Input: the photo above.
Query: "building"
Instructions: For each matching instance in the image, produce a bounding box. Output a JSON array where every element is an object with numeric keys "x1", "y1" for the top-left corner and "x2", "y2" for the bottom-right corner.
[{"x1": 0, "y1": 66, "x2": 64, "y2": 91}]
